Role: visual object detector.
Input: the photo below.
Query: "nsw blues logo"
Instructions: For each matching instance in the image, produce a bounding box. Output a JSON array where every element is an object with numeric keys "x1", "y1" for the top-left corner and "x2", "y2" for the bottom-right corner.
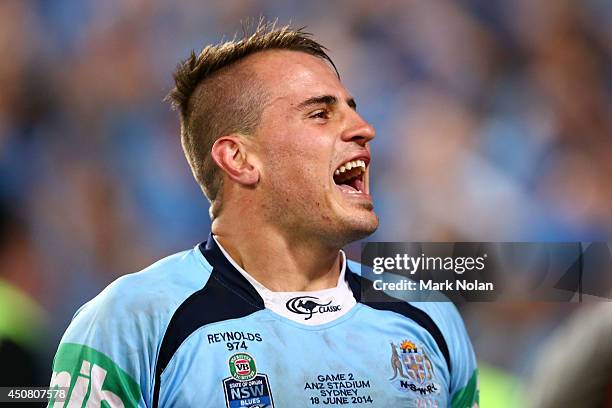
[
  {"x1": 389, "y1": 340, "x2": 440, "y2": 396},
  {"x1": 223, "y1": 353, "x2": 275, "y2": 408}
]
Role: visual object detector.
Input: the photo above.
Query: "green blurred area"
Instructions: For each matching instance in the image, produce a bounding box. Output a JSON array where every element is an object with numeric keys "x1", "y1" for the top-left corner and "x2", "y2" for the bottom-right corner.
[
  {"x1": 479, "y1": 361, "x2": 524, "y2": 408},
  {"x1": 0, "y1": 278, "x2": 45, "y2": 347}
]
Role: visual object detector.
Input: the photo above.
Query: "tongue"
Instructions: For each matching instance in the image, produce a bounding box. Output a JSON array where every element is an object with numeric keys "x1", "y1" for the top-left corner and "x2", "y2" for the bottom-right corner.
[
  {"x1": 337, "y1": 183, "x2": 358, "y2": 193},
  {"x1": 353, "y1": 178, "x2": 364, "y2": 192}
]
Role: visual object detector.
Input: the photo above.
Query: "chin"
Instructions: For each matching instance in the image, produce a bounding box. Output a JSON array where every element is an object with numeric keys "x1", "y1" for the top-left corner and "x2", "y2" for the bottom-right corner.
[{"x1": 339, "y1": 211, "x2": 379, "y2": 244}]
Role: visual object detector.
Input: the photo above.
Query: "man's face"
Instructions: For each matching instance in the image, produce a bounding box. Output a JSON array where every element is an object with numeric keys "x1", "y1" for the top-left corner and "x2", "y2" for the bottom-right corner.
[{"x1": 247, "y1": 50, "x2": 378, "y2": 246}]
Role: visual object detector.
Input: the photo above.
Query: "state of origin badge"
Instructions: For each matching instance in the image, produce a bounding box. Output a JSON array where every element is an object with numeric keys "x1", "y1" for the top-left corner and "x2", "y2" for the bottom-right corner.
[{"x1": 222, "y1": 353, "x2": 275, "y2": 408}]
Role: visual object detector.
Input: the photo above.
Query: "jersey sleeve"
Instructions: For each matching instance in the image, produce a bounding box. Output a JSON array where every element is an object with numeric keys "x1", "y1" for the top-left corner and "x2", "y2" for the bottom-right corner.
[
  {"x1": 48, "y1": 275, "x2": 159, "y2": 408},
  {"x1": 347, "y1": 259, "x2": 479, "y2": 406},
  {"x1": 414, "y1": 301, "x2": 479, "y2": 408}
]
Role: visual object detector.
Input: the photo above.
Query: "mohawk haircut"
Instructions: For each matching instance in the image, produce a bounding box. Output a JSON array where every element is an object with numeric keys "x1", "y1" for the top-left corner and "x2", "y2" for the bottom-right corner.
[{"x1": 166, "y1": 21, "x2": 337, "y2": 219}]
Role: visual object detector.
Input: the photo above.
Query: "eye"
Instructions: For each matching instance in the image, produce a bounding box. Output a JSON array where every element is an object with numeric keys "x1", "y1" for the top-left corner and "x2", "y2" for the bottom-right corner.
[{"x1": 310, "y1": 109, "x2": 330, "y2": 120}]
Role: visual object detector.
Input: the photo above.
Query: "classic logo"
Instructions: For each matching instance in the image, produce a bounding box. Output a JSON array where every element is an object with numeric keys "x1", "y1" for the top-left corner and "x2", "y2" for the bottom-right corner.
[
  {"x1": 223, "y1": 353, "x2": 275, "y2": 408},
  {"x1": 389, "y1": 340, "x2": 440, "y2": 396},
  {"x1": 285, "y1": 296, "x2": 341, "y2": 320},
  {"x1": 49, "y1": 343, "x2": 140, "y2": 408}
]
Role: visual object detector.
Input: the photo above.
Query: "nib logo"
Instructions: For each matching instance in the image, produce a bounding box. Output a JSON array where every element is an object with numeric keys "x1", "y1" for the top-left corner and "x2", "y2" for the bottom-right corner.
[
  {"x1": 49, "y1": 343, "x2": 140, "y2": 408},
  {"x1": 51, "y1": 360, "x2": 123, "y2": 407}
]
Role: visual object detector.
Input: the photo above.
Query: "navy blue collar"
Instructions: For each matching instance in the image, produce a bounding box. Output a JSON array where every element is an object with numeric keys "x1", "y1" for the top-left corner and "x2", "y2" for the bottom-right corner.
[
  {"x1": 200, "y1": 234, "x2": 265, "y2": 308},
  {"x1": 199, "y1": 233, "x2": 361, "y2": 302}
]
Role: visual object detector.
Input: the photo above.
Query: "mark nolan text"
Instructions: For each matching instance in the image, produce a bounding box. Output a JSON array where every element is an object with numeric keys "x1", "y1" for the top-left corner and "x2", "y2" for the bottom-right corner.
[{"x1": 373, "y1": 279, "x2": 494, "y2": 291}]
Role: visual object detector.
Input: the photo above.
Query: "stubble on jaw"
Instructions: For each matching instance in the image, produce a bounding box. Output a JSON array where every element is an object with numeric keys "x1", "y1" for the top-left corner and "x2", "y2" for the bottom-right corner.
[
  {"x1": 252, "y1": 119, "x2": 379, "y2": 248},
  {"x1": 262, "y1": 182, "x2": 379, "y2": 248}
]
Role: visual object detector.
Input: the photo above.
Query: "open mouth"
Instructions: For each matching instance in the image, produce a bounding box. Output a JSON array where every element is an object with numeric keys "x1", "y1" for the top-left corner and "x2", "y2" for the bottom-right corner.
[{"x1": 333, "y1": 159, "x2": 367, "y2": 194}]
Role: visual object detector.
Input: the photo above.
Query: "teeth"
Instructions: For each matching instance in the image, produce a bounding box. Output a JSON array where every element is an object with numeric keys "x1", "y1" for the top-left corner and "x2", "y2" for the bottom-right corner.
[{"x1": 335, "y1": 159, "x2": 366, "y2": 175}]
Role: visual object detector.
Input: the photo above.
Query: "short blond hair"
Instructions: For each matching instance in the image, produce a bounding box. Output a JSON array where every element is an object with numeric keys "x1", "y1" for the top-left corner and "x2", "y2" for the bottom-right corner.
[{"x1": 166, "y1": 21, "x2": 337, "y2": 218}]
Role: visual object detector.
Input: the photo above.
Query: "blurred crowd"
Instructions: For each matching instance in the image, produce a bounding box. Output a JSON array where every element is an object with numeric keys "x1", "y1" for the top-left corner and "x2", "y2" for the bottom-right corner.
[{"x1": 0, "y1": 0, "x2": 610, "y2": 406}]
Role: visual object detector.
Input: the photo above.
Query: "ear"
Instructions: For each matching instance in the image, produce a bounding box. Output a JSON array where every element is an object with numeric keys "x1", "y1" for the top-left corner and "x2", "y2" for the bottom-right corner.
[{"x1": 211, "y1": 135, "x2": 260, "y2": 186}]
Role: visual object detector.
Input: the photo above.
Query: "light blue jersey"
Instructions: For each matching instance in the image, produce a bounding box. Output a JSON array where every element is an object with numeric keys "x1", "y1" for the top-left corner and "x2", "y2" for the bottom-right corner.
[{"x1": 49, "y1": 235, "x2": 478, "y2": 407}]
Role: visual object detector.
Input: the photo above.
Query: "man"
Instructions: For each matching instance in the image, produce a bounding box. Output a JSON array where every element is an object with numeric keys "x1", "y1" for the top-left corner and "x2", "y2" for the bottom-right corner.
[{"x1": 49, "y1": 23, "x2": 478, "y2": 407}]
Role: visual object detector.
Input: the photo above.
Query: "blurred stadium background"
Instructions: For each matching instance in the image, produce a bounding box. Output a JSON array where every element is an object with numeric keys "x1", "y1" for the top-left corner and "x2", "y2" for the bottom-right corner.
[{"x1": 0, "y1": 0, "x2": 610, "y2": 406}]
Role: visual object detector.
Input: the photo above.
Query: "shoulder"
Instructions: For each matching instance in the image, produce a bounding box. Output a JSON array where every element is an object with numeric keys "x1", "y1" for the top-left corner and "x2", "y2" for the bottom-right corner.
[
  {"x1": 62, "y1": 246, "x2": 214, "y2": 362},
  {"x1": 50, "y1": 245, "x2": 214, "y2": 407},
  {"x1": 347, "y1": 258, "x2": 466, "y2": 326},
  {"x1": 347, "y1": 258, "x2": 478, "y2": 403},
  {"x1": 70, "y1": 247, "x2": 212, "y2": 332}
]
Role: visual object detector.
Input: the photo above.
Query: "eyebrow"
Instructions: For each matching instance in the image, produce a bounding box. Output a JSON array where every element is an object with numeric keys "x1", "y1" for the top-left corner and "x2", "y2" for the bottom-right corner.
[{"x1": 296, "y1": 95, "x2": 357, "y2": 111}]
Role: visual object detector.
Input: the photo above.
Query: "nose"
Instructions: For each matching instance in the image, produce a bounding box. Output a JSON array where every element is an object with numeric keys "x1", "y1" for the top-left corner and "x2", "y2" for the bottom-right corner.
[{"x1": 341, "y1": 109, "x2": 376, "y2": 146}]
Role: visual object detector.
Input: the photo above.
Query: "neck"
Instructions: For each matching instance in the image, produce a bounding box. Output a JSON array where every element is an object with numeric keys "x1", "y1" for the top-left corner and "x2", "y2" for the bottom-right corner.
[{"x1": 211, "y1": 217, "x2": 342, "y2": 292}]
